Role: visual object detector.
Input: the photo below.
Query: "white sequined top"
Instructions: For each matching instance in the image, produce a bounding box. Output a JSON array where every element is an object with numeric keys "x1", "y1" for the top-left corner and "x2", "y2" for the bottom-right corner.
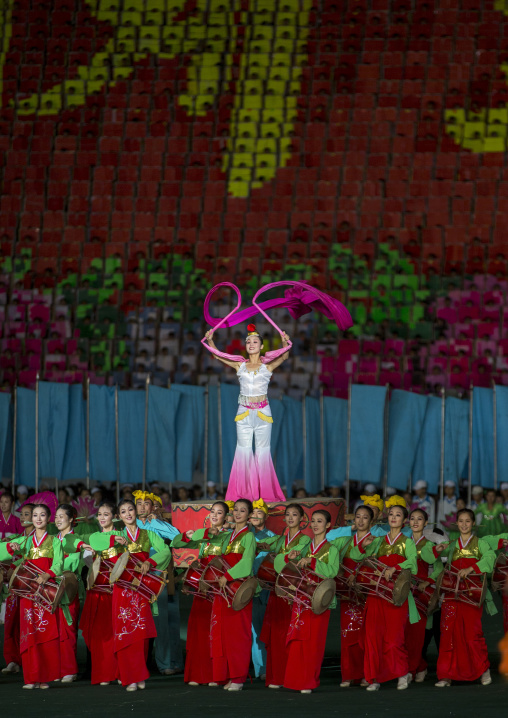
[{"x1": 237, "y1": 362, "x2": 272, "y2": 397}]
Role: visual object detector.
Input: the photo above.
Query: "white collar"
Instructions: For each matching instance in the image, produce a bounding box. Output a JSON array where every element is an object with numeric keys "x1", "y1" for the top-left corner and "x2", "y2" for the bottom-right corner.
[
  {"x1": 311, "y1": 538, "x2": 327, "y2": 555},
  {"x1": 33, "y1": 531, "x2": 48, "y2": 547},
  {"x1": 285, "y1": 529, "x2": 301, "y2": 547},
  {"x1": 229, "y1": 525, "x2": 248, "y2": 543},
  {"x1": 386, "y1": 531, "x2": 402, "y2": 546}
]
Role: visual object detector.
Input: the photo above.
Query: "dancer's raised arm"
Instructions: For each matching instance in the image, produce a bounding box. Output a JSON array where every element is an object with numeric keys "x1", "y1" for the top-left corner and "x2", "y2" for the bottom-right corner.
[
  {"x1": 203, "y1": 329, "x2": 242, "y2": 370},
  {"x1": 265, "y1": 331, "x2": 291, "y2": 373}
]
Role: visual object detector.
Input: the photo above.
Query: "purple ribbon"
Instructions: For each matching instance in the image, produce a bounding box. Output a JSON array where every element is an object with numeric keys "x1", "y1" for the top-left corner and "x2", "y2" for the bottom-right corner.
[{"x1": 201, "y1": 281, "x2": 353, "y2": 364}]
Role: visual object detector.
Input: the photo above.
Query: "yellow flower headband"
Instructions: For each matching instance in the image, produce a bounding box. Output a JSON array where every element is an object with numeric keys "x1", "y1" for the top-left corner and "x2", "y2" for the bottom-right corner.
[
  {"x1": 225, "y1": 500, "x2": 235, "y2": 511},
  {"x1": 385, "y1": 495, "x2": 407, "y2": 510},
  {"x1": 132, "y1": 490, "x2": 162, "y2": 507},
  {"x1": 252, "y1": 498, "x2": 269, "y2": 515},
  {"x1": 361, "y1": 494, "x2": 384, "y2": 512}
]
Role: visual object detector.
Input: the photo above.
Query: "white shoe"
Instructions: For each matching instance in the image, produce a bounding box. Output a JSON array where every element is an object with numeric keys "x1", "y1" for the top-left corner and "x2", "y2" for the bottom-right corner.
[
  {"x1": 23, "y1": 684, "x2": 38, "y2": 690},
  {"x1": 268, "y1": 684, "x2": 281, "y2": 689},
  {"x1": 415, "y1": 670, "x2": 427, "y2": 683},
  {"x1": 117, "y1": 680, "x2": 122, "y2": 685},
  {"x1": 340, "y1": 681, "x2": 351, "y2": 688},
  {"x1": 61, "y1": 674, "x2": 76, "y2": 683},
  {"x1": 360, "y1": 679, "x2": 369, "y2": 687},
  {"x1": 435, "y1": 679, "x2": 451, "y2": 687},
  {"x1": 397, "y1": 673, "x2": 411, "y2": 690},
  {"x1": 189, "y1": 681, "x2": 199, "y2": 686},
  {"x1": 223, "y1": 681, "x2": 232, "y2": 690},
  {"x1": 481, "y1": 669, "x2": 492, "y2": 686},
  {"x1": 99, "y1": 682, "x2": 110, "y2": 686},
  {"x1": 208, "y1": 682, "x2": 218, "y2": 687},
  {"x1": 40, "y1": 684, "x2": 49, "y2": 690},
  {"x1": 366, "y1": 683, "x2": 380, "y2": 691},
  {"x1": 137, "y1": 682, "x2": 145, "y2": 690},
  {"x1": 300, "y1": 689, "x2": 312, "y2": 694},
  {"x1": 2, "y1": 662, "x2": 20, "y2": 674},
  {"x1": 227, "y1": 683, "x2": 243, "y2": 691},
  {"x1": 126, "y1": 683, "x2": 137, "y2": 692}
]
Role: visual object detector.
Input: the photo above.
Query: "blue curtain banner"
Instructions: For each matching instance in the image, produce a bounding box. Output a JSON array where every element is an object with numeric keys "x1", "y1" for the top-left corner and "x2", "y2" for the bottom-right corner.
[
  {"x1": 170, "y1": 384, "x2": 206, "y2": 484},
  {"x1": 89, "y1": 385, "x2": 117, "y2": 484},
  {"x1": 323, "y1": 396, "x2": 347, "y2": 487},
  {"x1": 118, "y1": 390, "x2": 146, "y2": 486},
  {"x1": 472, "y1": 387, "x2": 494, "y2": 489},
  {"x1": 15, "y1": 388, "x2": 36, "y2": 487},
  {"x1": 412, "y1": 396, "x2": 443, "y2": 494},
  {"x1": 444, "y1": 396, "x2": 469, "y2": 486},
  {"x1": 387, "y1": 391, "x2": 429, "y2": 491},
  {"x1": 349, "y1": 384, "x2": 387, "y2": 486},
  {"x1": 38, "y1": 381, "x2": 70, "y2": 482},
  {"x1": 62, "y1": 384, "x2": 87, "y2": 481},
  {"x1": 2, "y1": 382, "x2": 507, "y2": 492},
  {"x1": 0, "y1": 393, "x2": 11, "y2": 483},
  {"x1": 146, "y1": 385, "x2": 181, "y2": 486}
]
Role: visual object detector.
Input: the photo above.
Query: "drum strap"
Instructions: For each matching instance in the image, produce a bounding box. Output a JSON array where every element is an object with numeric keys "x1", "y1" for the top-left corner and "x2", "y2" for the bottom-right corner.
[{"x1": 166, "y1": 554, "x2": 176, "y2": 596}]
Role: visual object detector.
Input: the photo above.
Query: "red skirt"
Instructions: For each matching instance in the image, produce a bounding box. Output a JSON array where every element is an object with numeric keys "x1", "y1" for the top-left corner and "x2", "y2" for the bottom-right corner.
[
  {"x1": 58, "y1": 593, "x2": 79, "y2": 678},
  {"x1": 79, "y1": 590, "x2": 118, "y2": 685},
  {"x1": 260, "y1": 593, "x2": 292, "y2": 686},
  {"x1": 340, "y1": 599, "x2": 365, "y2": 682},
  {"x1": 210, "y1": 594, "x2": 252, "y2": 684},
  {"x1": 185, "y1": 594, "x2": 214, "y2": 684},
  {"x1": 438, "y1": 600, "x2": 489, "y2": 682},
  {"x1": 283, "y1": 604, "x2": 330, "y2": 691},
  {"x1": 20, "y1": 597, "x2": 61, "y2": 684},
  {"x1": 3, "y1": 594, "x2": 21, "y2": 666},
  {"x1": 405, "y1": 606, "x2": 427, "y2": 676},
  {"x1": 363, "y1": 595, "x2": 409, "y2": 684},
  {"x1": 113, "y1": 584, "x2": 156, "y2": 686}
]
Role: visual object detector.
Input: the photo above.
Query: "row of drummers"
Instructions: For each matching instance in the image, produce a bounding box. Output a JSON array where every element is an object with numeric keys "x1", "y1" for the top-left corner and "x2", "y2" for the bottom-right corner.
[
  {"x1": 1, "y1": 496, "x2": 508, "y2": 692},
  {"x1": 177, "y1": 496, "x2": 508, "y2": 692}
]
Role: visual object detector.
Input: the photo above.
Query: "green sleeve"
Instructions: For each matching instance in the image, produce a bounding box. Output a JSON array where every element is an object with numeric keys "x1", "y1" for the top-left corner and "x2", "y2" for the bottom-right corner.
[
  {"x1": 74, "y1": 520, "x2": 100, "y2": 539},
  {"x1": 88, "y1": 531, "x2": 123, "y2": 552},
  {"x1": 399, "y1": 538, "x2": 418, "y2": 575},
  {"x1": 349, "y1": 536, "x2": 382, "y2": 562},
  {"x1": 427, "y1": 544, "x2": 444, "y2": 581},
  {"x1": 263, "y1": 534, "x2": 283, "y2": 549},
  {"x1": 225, "y1": 532, "x2": 256, "y2": 580},
  {"x1": 171, "y1": 528, "x2": 206, "y2": 549},
  {"x1": 477, "y1": 538, "x2": 497, "y2": 573},
  {"x1": 273, "y1": 534, "x2": 311, "y2": 573},
  {"x1": 421, "y1": 540, "x2": 450, "y2": 564},
  {"x1": 483, "y1": 533, "x2": 508, "y2": 551},
  {"x1": 331, "y1": 535, "x2": 353, "y2": 561},
  {"x1": 63, "y1": 552, "x2": 81, "y2": 573},
  {"x1": 0, "y1": 542, "x2": 13, "y2": 561},
  {"x1": 315, "y1": 544, "x2": 341, "y2": 579},
  {"x1": 49, "y1": 537, "x2": 64, "y2": 576},
  {"x1": 147, "y1": 530, "x2": 171, "y2": 570}
]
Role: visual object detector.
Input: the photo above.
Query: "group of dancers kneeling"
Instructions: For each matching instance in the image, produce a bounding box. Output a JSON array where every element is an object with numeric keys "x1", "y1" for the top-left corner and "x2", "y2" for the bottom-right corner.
[{"x1": 1, "y1": 492, "x2": 507, "y2": 693}]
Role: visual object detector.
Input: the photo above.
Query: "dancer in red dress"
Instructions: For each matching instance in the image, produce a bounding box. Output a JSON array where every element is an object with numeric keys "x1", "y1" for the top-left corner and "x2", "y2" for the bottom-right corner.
[
  {"x1": 172, "y1": 501, "x2": 230, "y2": 686},
  {"x1": 422, "y1": 508, "x2": 496, "y2": 687},
  {"x1": 6, "y1": 504, "x2": 65, "y2": 689},
  {"x1": 282, "y1": 509, "x2": 341, "y2": 694},
  {"x1": 74, "y1": 501, "x2": 125, "y2": 686},
  {"x1": 350, "y1": 496, "x2": 419, "y2": 692},
  {"x1": 1, "y1": 503, "x2": 34, "y2": 675},
  {"x1": 210, "y1": 498, "x2": 256, "y2": 691},
  {"x1": 54, "y1": 503, "x2": 81, "y2": 683},
  {"x1": 331, "y1": 504, "x2": 374, "y2": 688},
  {"x1": 113, "y1": 499, "x2": 171, "y2": 691},
  {"x1": 404, "y1": 508, "x2": 443, "y2": 684},
  {"x1": 259, "y1": 503, "x2": 310, "y2": 689}
]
